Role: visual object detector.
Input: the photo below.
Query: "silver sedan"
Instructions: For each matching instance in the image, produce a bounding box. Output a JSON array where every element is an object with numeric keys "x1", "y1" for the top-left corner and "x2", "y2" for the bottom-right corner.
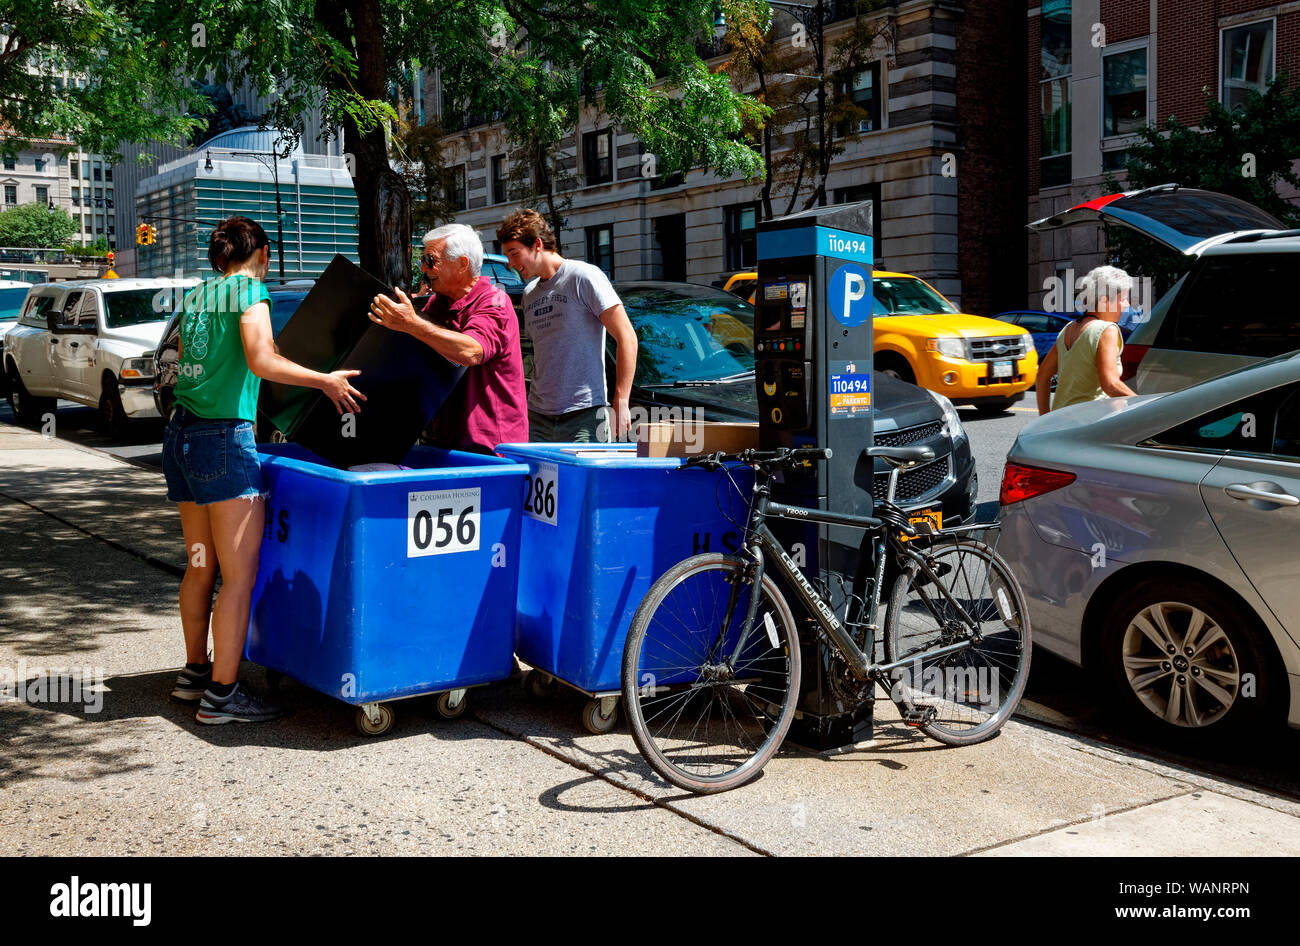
[{"x1": 997, "y1": 352, "x2": 1300, "y2": 737}]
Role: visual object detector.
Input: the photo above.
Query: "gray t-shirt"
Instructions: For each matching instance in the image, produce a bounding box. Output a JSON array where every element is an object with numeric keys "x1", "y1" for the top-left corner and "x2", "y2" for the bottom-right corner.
[{"x1": 522, "y1": 259, "x2": 622, "y2": 415}]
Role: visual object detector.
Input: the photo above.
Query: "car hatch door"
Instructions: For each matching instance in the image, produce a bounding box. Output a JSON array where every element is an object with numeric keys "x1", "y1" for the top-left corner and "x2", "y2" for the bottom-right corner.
[
  {"x1": 1027, "y1": 185, "x2": 1285, "y2": 256},
  {"x1": 1198, "y1": 389, "x2": 1300, "y2": 641}
]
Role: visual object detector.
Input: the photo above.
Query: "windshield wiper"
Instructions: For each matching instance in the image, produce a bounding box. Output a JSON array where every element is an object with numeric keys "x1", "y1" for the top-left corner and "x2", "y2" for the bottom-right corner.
[{"x1": 642, "y1": 370, "x2": 754, "y2": 389}]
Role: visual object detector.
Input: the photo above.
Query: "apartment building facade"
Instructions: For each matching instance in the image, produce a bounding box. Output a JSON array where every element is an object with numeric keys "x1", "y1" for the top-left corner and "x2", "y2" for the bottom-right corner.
[
  {"x1": 427, "y1": 0, "x2": 1026, "y2": 315},
  {"x1": 1027, "y1": 0, "x2": 1300, "y2": 304}
]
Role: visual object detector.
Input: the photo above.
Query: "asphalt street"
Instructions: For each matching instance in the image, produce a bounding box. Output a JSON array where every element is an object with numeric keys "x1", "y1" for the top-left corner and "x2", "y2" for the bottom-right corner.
[{"x1": 3, "y1": 397, "x2": 1298, "y2": 805}]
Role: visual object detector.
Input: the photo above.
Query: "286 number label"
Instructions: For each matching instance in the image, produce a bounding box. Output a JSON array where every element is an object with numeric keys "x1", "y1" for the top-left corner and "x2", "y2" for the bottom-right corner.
[{"x1": 522, "y1": 462, "x2": 559, "y2": 526}]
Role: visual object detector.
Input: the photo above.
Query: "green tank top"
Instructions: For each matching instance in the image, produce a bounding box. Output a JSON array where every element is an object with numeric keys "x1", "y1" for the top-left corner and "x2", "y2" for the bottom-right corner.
[
  {"x1": 1051, "y1": 318, "x2": 1123, "y2": 411},
  {"x1": 174, "y1": 274, "x2": 270, "y2": 421}
]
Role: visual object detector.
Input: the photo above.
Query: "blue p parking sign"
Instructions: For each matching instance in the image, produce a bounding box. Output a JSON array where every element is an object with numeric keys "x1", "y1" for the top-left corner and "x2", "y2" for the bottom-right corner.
[{"x1": 828, "y1": 263, "x2": 871, "y2": 328}]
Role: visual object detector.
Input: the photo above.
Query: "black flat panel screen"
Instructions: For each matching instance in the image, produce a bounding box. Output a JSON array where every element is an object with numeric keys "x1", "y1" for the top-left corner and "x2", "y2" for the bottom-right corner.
[{"x1": 259, "y1": 254, "x2": 465, "y2": 467}]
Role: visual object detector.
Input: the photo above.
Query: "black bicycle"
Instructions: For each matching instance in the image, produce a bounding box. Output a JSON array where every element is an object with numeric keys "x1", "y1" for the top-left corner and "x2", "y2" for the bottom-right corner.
[{"x1": 621, "y1": 445, "x2": 1031, "y2": 794}]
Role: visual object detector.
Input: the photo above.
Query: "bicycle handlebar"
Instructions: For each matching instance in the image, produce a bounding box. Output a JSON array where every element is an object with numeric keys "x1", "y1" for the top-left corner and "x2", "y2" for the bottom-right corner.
[{"x1": 681, "y1": 446, "x2": 833, "y2": 472}]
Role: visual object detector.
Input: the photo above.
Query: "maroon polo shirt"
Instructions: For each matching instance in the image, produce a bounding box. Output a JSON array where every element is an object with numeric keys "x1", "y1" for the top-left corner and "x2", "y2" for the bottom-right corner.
[{"x1": 420, "y1": 276, "x2": 529, "y2": 454}]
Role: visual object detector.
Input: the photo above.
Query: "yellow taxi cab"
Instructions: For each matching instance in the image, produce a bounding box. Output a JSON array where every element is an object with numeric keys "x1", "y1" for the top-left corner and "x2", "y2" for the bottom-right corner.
[{"x1": 722, "y1": 269, "x2": 1037, "y2": 412}]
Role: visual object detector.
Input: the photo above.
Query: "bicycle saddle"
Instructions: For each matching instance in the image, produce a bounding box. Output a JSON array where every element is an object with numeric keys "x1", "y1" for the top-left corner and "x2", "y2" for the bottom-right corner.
[{"x1": 863, "y1": 444, "x2": 936, "y2": 465}]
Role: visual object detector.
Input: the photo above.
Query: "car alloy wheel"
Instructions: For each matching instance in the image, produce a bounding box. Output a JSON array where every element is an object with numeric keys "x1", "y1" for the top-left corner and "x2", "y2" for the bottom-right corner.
[
  {"x1": 1103, "y1": 579, "x2": 1279, "y2": 737},
  {"x1": 1120, "y1": 601, "x2": 1240, "y2": 729}
]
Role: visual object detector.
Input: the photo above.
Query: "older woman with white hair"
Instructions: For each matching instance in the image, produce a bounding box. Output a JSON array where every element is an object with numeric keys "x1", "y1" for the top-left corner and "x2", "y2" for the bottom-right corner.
[{"x1": 1037, "y1": 264, "x2": 1138, "y2": 414}]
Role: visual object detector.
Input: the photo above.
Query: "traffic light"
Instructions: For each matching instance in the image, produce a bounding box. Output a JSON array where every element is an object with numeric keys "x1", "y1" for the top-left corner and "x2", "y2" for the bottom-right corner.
[
  {"x1": 147, "y1": 224, "x2": 157, "y2": 245},
  {"x1": 136, "y1": 223, "x2": 148, "y2": 245},
  {"x1": 106, "y1": 251, "x2": 114, "y2": 266}
]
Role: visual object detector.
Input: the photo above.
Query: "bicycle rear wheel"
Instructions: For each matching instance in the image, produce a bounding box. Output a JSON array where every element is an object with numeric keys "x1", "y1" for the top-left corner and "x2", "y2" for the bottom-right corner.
[
  {"x1": 622, "y1": 553, "x2": 801, "y2": 794},
  {"x1": 884, "y1": 538, "x2": 1030, "y2": 745}
]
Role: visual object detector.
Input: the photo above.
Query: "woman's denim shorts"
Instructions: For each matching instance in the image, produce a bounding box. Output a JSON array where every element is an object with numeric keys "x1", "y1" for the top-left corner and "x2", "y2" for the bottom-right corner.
[{"x1": 162, "y1": 405, "x2": 266, "y2": 506}]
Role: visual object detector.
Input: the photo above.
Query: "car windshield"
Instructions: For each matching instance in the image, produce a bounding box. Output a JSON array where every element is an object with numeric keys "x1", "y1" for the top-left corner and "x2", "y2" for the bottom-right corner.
[
  {"x1": 0, "y1": 286, "x2": 29, "y2": 320},
  {"x1": 619, "y1": 285, "x2": 756, "y2": 384},
  {"x1": 104, "y1": 288, "x2": 184, "y2": 329},
  {"x1": 873, "y1": 277, "x2": 959, "y2": 316}
]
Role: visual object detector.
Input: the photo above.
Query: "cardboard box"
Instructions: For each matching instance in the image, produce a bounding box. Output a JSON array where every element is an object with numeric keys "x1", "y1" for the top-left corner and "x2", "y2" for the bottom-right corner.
[{"x1": 635, "y1": 420, "x2": 759, "y2": 458}]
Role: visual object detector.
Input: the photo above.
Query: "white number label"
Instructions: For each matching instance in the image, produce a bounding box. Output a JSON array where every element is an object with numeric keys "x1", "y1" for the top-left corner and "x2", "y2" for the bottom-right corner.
[
  {"x1": 408, "y1": 488, "x2": 480, "y2": 557},
  {"x1": 522, "y1": 462, "x2": 559, "y2": 526}
]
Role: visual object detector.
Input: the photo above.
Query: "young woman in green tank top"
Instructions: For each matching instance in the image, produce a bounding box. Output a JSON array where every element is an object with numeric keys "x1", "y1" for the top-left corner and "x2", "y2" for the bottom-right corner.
[{"x1": 1037, "y1": 265, "x2": 1138, "y2": 414}]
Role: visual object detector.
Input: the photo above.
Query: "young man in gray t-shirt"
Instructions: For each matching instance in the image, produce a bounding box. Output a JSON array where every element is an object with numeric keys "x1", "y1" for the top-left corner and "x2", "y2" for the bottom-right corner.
[{"x1": 498, "y1": 209, "x2": 638, "y2": 442}]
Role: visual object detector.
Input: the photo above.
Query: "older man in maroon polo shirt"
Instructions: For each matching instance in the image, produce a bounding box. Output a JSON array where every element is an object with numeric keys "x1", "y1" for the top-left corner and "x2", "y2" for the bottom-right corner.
[{"x1": 368, "y1": 223, "x2": 528, "y2": 454}]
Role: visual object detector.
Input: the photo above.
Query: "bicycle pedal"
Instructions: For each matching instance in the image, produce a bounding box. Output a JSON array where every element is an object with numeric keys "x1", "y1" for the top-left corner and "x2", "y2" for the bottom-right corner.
[{"x1": 901, "y1": 706, "x2": 937, "y2": 727}]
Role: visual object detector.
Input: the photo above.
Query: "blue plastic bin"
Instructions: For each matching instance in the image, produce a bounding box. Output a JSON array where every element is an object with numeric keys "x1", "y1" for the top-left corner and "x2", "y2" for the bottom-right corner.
[
  {"x1": 246, "y1": 443, "x2": 528, "y2": 730},
  {"x1": 496, "y1": 443, "x2": 753, "y2": 700}
]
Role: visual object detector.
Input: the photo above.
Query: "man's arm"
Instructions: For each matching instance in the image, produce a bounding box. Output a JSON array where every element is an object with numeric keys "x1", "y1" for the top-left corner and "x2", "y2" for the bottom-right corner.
[
  {"x1": 599, "y1": 303, "x2": 638, "y2": 440},
  {"x1": 370, "y1": 287, "x2": 485, "y2": 366}
]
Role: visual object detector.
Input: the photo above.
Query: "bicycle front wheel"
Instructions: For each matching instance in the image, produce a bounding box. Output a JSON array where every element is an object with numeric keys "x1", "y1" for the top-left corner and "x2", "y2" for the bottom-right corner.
[
  {"x1": 884, "y1": 538, "x2": 1031, "y2": 745},
  {"x1": 622, "y1": 553, "x2": 801, "y2": 794}
]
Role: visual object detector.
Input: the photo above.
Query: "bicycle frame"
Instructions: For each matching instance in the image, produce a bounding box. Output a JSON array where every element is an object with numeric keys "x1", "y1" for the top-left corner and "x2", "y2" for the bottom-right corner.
[{"x1": 716, "y1": 475, "x2": 983, "y2": 685}]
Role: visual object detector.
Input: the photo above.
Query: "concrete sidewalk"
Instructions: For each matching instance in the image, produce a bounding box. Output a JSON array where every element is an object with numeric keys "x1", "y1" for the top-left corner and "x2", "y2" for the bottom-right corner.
[{"x1": 2, "y1": 420, "x2": 1299, "y2": 856}]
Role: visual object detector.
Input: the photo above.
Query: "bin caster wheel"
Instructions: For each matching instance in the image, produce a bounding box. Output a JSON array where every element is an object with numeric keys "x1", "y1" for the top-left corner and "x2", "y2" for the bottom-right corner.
[
  {"x1": 582, "y1": 697, "x2": 620, "y2": 735},
  {"x1": 355, "y1": 704, "x2": 394, "y2": 736},
  {"x1": 435, "y1": 690, "x2": 468, "y2": 720},
  {"x1": 523, "y1": 669, "x2": 558, "y2": 700},
  {"x1": 265, "y1": 669, "x2": 284, "y2": 693}
]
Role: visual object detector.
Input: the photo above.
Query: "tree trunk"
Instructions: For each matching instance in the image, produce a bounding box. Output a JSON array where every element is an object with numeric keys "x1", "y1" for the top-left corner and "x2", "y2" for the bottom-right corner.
[{"x1": 347, "y1": 0, "x2": 411, "y2": 291}]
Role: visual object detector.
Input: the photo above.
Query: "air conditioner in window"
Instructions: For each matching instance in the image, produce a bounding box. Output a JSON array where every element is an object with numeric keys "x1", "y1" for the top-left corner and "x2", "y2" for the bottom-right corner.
[{"x1": 856, "y1": 119, "x2": 873, "y2": 133}]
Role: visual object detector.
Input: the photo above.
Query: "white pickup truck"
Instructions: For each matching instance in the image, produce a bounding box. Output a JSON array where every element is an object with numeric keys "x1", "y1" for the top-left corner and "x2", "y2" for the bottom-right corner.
[{"x1": 4, "y1": 277, "x2": 198, "y2": 435}]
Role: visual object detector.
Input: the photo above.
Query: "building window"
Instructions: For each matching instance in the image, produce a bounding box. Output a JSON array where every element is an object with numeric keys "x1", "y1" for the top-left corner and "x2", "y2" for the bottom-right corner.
[
  {"x1": 491, "y1": 154, "x2": 507, "y2": 204},
  {"x1": 1103, "y1": 46, "x2": 1147, "y2": 137},
  {"x1": 833, "y1": 183, "x2": 881, "y2": 261},
  {"x1": 71, "y1": 187, "x2": 79, "y2": 206},
  {"x1": 585, "y1": 224, "x2": 613, "y2": 276},
  {"x1": 836, "y1": 62, "x2": 882, "y2": 136},
  {"x1": 583, "y1": 129, "x2": 613, "y2": 186},
  {"x1": 93, "y1": 164, "x2": 102, "y2": 181},
  {"x1": 36, "y1": 186, "x2": 48, "y2": 205},
  {"x1": 4, "y1": 185, "x2": 15, "y2": 205},
  {"x1": 448, "y1": 164, "x2": 466, "y2": 212},
  {"x1": 69, "y1": 159, "x2": 78, "y2": 177},
  {"x1": 1102, "y1": 149, "x2": 1130, "y2": 172},
  {"x1": 3, "y1": 155, "x2": 14, "y2": 171},
  {"x1": 34, "y1": 157, "x2": 46, "y2": 173},
  {"x1": 724, "y1": 203, "x2": 759, "y2": 271},
  {"x1": 1222, "y1": 20, "x2": 1274, "y2": 111},
  {"x1": 1039, "y1": 1, "x2": 1071, "y2": 188},
  {"x1": 105, "y1": 167, "x2": 113, "y2": 182}
]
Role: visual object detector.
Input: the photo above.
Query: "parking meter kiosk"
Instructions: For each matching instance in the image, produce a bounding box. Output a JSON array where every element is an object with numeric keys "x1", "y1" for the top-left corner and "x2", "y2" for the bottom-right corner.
[{"x1": 754, "y1": 200, "x2": 876, "y2": 749}]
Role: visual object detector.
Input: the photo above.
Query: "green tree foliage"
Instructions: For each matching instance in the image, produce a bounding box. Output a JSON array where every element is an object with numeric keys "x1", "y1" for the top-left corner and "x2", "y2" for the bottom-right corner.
[
  {"x1": 1, "y1": 0, "x2": 766, "y2": 287},
  {"x1": 1106, "y1": 71, "x2": 1300, "y2": 293},
  {"x1": 0, "y1": 203, "x2": 78, "y2": 247},
  {"x1": 723, "y1": 0, "x2": 887, "y2": 216}
]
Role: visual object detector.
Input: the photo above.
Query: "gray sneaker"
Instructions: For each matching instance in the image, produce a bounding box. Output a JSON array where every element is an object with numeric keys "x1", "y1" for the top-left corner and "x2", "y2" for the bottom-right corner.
[{"x1": 195, "y1": 683, "x2": 285, "y2": 724}]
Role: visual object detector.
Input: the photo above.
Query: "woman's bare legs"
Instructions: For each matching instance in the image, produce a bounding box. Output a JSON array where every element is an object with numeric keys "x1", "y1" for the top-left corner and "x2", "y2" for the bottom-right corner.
[
  {"x1": 177, "y1": 501, "x2": 218, "y2": 666},
  {"x1": 207, "y1": 495, "x2": 265, "y2": 685}
]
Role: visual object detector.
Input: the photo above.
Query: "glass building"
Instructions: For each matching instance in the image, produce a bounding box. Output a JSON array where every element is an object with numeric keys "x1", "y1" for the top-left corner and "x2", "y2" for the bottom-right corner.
[{"x1": 133, "y1": 127, "x2": 359, "y2": 279}]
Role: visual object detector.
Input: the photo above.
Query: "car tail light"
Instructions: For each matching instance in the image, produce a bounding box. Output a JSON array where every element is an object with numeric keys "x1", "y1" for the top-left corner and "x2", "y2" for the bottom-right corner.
[
  {"x1": 1120, "y1": 343, "x2": 1148, "y2": 382},
  {"x1": 1000, "y1": 462, "x2": 1076, "y2": 506}
]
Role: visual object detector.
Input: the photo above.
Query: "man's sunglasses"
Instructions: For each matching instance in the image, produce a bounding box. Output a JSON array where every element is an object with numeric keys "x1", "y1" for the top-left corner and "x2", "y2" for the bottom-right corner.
[{"x1": 421, "y1": 253, "x2": 439, "y2": 268}]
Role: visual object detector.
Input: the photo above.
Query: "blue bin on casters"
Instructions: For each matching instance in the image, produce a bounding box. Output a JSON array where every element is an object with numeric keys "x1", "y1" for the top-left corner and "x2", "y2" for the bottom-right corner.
[
  {"x1": 247, "y1": 443, "x2": 529, "y2": 736},
  {"x1": 495, "y1": 443, "x2": 753, "y2": 734}
]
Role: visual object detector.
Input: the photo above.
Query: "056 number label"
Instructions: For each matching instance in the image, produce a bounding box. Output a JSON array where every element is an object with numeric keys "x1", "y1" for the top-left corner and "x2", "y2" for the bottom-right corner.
[{"x1": 408, "y1": 487, "x2": 480, "y2": 557}]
